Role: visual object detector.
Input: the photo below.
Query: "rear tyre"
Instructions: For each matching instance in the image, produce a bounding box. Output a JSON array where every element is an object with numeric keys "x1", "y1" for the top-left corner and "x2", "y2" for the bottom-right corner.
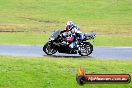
[{"x1": 43, "y1": 42, "x2": 57, "y2": 55}]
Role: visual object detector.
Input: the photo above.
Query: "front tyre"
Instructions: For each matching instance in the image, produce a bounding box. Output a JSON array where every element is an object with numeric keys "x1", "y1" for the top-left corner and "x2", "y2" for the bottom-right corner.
[
  {"x1": 79, "y1": 42, "x2": 93, "y2": 56},
  {"x1": 43, "y1": 42, "x2": 57, "y2": 55}
]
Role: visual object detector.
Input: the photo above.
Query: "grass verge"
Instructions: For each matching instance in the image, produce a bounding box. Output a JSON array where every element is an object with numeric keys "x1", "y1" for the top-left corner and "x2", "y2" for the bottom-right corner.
[
  {"x1": 0, "y1": 32, "x2": 132, "y2": 46},
  {"x1": 0, "y1": 0, "x2": 131, "y2": 34},
  {"x1": 0, "y1": 56, "x2": 132, "y2": 88}
]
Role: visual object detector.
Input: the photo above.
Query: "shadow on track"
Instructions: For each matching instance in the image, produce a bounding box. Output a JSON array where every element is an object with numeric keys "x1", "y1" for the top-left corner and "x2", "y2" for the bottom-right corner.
[{"x1": 43, "y1": 54, "x2": 94, "y2": 59}]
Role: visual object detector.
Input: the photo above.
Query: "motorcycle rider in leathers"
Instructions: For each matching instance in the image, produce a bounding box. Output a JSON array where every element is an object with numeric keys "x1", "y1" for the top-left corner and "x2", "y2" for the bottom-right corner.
[{"x1": 61, "y1": 21, "x2": 83, "y2": 53}]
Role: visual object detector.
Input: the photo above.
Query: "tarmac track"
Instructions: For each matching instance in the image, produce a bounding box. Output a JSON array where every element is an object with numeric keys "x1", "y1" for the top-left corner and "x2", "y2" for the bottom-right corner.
[{"x1": 0, "y1": 45, "x2": 132, "y2": 60}]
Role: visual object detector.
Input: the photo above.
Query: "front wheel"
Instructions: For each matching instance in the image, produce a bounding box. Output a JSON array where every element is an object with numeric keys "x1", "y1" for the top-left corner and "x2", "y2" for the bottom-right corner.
[
  {"x1": 79, "y1": 42, "x2": 93, "y2": 56},
  {"x1": 43, "y1": 42, "x2": 57, "y2": 55}
]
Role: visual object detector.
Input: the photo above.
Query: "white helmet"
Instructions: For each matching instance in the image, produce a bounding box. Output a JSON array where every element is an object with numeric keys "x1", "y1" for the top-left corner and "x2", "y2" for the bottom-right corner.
[{"x1": 66, "y1": 21, "x2": 73, "y2": 26}]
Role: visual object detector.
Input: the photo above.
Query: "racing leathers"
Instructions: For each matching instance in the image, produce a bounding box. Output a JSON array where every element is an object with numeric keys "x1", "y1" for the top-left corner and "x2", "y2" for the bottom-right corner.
[{"x1": 61, "y1": 24, "x2": 83, "y2": 49}]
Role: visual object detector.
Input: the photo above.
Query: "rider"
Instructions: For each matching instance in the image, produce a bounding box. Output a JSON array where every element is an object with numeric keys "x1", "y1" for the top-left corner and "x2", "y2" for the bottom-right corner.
[{"x1": 61, "y1": 21, "x2": 83, "y2": 52}]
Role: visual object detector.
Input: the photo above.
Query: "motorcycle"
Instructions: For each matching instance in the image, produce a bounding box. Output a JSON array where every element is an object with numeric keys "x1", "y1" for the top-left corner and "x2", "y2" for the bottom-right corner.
[{"x1": 43, "y1": 30, "x2": 96, "y2": 56}]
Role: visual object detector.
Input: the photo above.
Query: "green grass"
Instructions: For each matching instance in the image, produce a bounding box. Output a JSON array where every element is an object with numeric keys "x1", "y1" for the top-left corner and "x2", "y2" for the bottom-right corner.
[
  {"x1": 0, "y1": 0, "x2": 132, "y2": 46},
  {"x1": 0, "y1": 32, "x2": 132, "y2": 46},
  {"x1": 0, "y1": 56, "x2": 132, "y2": 88},
  {"x1": 94, "y1": 35, "x2": 132, "y2": 46},
  {"x1": 0, "y1": 0, "x2": 131, "y2": 34},
  {"x1": 0, "y1": 32, "x2": 49, "y2": 45},
  {"x1": 0, "y1": 1, "x2": 131, "y2": 88}
]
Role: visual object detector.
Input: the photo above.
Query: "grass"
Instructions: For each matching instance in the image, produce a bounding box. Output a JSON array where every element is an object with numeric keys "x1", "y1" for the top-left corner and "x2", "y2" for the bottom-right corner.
[
  {"x1": 0, "y1": 0, "x2": 131, "y2": 34},
  {"x1": 0, "y1": 56, "x2": 132, "y2": 88},
  {"x1": 0, "y1": 32, "x2": 132, "y2": 46},
  {"x1": 0, "y1": 0, "x2": 131, "y2": 46},
  {"x1": 94, "y1": 35, "x2": 132, "y2": 46},
  {"x1": 0, "y1": 1, "x2": 131, "y2": 88},
  {"x1": 0, "y1": 32, "x2": 49, "y2": 45}
]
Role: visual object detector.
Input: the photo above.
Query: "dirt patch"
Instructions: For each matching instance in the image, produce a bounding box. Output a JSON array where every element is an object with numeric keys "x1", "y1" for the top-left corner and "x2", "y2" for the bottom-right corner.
[
  {"x1": 20, "y1": 17, "x2": 61, "y2": 23},
  {"x1": 0, "y1": 23, "x2": 26, "y2": 29},
  {"x1": 0, "y1": 30, "x2": 26, "y2": 32}
]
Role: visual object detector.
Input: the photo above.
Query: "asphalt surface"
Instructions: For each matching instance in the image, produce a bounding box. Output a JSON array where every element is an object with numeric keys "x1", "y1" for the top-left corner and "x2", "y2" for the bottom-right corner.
[{"x1": 0, "y1": 45, "x2": 132, "y2": 60}]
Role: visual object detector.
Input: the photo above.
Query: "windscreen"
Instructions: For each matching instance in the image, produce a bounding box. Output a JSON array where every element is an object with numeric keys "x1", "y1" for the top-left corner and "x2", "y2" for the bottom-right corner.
[{"x1": 51, "y1": 30, "x2": 61, "y2": 38}]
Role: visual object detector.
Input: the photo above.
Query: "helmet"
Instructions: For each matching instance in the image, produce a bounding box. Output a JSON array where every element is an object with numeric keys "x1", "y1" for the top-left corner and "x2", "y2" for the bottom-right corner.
[{"x1": 66, "y1": 21, "x2": 73, "y2": 26}]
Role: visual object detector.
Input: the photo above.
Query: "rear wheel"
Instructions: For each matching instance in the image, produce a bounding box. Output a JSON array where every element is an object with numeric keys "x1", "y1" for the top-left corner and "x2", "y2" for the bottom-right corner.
[
  {"x1": 43, "y1": 42, "x2": 57, "y2": 55},
  {"x1": 79, "y1": 42, "x2": 93, "y2": 56}
]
